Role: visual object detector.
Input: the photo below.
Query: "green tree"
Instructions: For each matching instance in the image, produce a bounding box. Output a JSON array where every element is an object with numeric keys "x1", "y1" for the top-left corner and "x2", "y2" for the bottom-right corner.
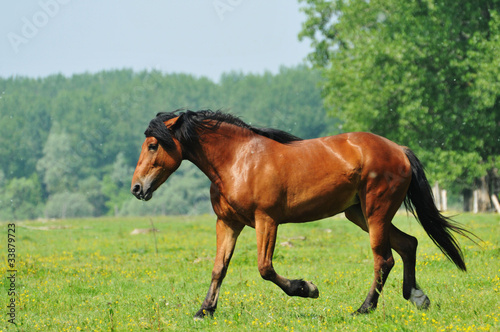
[
  {"x1": 78, "y1": 176, "x2": 108, "y2": 216},
  {"x1": 0, "y1": 174, "x2": 43, "y2": 221},
  {"x1": 0, "y1": 79, "x2": 52, "y2": 178},
  {"x1": 44, "y1": 192, "x2": 94, "y2": 219},
  {"x1": 101, "y1": 153, "x2": 134, "y2": 215},
  {"x1": 299, "y1": 0, "x2": 500, "y2": 209},
  {"x1": 36, "y1": 128, "x2": 82, "y2": 195}
]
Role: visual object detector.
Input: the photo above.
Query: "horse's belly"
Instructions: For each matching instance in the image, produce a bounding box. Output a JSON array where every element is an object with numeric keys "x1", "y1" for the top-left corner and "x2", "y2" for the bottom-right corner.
[{"x1": 282, "y1": 185, "x2": 359, "y2": 223}]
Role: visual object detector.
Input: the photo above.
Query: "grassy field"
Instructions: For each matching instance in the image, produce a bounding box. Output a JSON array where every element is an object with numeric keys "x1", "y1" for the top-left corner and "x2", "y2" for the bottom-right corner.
[{"x1": 1, "y1": 212, "x2": 499, "y2": 331}]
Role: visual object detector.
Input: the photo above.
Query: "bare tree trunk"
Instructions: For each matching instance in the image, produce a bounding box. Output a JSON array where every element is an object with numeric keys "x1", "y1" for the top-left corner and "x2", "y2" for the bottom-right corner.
[
  {"x1": 432, "y1": 182, "x2": 441, "y2": 211},
  {"x1": 489, "y1": 167, "x2": 500, "y2": 213},
  {"x1": 464, "y1": 176, "x2": 494, "y2": 213},
  {"x1": 463, "y1": 188, "x2": 473, "y2": 212},
  {"x1": 477, "y1": 176, "x2": 491, "y2": 212},
  {"x1": 473, "y1": 190, "x2": 479, "y2": 213},
  {"x1": 492, "y1": 194, "x2": 500, "y2": 213},
  {"x1": 441, "y1": 190, "x2": 447, "y2": 211}
]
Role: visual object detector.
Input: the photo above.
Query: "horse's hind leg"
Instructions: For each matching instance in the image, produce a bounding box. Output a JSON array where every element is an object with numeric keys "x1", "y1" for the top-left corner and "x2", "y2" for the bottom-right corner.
[
  {"x1": 254, "y1": 214, "x2": 319, "y2": 299},
  {"x1": 345, "y1": 205, "x2": 430, "y2": 311},
  {"x1": 357, "y1": 211, "x2": 395, "y2": 313},
  {"x1": 390, "y1": 226, "x2": 430, "y2": 309},
  {"x1": 345, "y1": 204, "x2": 394, "y2": 312}
]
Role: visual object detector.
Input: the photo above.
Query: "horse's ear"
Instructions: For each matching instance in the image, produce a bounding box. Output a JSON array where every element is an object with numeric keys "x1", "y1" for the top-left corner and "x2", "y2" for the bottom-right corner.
[{"x1": 164, "y1": 112, "x2": 184, "y2": 128}]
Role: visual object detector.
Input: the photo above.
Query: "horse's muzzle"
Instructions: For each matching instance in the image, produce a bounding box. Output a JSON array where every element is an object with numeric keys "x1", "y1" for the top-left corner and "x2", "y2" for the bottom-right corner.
[{"x1": 131, "y1": 183, "x2": 153, "y2": 201}]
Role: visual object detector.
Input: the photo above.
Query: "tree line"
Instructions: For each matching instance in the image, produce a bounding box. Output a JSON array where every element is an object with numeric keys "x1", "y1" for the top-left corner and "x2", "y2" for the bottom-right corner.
[{"x1": 0, "y1": 66, "x2": 337, "y2": 220}]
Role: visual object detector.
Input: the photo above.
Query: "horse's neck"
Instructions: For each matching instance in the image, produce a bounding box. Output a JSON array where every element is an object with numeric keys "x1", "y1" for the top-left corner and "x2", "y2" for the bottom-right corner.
[{"x1": 185, "y1": 124, "x2": 255, "y2": 187}]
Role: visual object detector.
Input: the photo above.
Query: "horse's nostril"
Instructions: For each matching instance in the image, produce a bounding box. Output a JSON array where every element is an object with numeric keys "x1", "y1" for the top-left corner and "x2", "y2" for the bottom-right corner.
[{"x1": 132, "y1": 183, "x2": 141, "y2": 195}]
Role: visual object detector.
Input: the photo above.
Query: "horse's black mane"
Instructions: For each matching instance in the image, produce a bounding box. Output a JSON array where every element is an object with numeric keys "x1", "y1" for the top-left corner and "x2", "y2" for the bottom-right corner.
[{"x1": 144, "y1": 110, "x2": 303, "y2": 150}]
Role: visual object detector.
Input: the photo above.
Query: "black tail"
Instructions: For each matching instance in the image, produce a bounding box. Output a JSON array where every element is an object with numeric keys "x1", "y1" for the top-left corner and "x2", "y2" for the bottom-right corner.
[{"x1": 403, "y1": 148, "x2": 474, "y2": 271}]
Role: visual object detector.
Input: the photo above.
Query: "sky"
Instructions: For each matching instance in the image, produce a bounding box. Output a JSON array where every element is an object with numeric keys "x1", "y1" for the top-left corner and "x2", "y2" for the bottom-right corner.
[{"x1": 0, "y1": 0, "x2": 312, "y2": 82}]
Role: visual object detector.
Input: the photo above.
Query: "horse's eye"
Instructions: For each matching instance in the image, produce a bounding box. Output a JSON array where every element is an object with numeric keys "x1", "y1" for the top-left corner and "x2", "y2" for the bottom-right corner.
[{"x1": 148, "y1": 144, "x2": 158, "y2": 151}]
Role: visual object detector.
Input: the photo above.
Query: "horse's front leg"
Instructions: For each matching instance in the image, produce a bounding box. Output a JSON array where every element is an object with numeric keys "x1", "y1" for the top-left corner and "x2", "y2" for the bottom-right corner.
[
  {"x1": 194, "y1": 218, "x2": 244, "y2": 319},
  {"x1": 255, "y1": 216, "x2": 319, "y2": 298}
]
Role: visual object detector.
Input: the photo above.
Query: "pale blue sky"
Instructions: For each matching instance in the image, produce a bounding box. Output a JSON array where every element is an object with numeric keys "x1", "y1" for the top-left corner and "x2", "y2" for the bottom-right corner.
[{"x1": 0, "y1": 0, "x2": 311, "y2": 81}]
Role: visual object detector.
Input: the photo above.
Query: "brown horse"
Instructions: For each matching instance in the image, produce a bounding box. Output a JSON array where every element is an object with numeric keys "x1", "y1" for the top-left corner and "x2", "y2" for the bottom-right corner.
[{"x1": 131, "y1": 110, "x2": 472, "y2": 319}]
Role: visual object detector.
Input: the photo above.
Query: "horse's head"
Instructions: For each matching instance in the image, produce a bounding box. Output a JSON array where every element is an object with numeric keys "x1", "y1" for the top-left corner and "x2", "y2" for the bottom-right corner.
[{"x1": 131, "y1": 114, "x2": 183, "y2": 201}]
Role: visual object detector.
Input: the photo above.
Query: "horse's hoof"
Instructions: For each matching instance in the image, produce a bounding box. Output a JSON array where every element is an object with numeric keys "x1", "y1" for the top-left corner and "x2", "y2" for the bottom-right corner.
[
  {"x1": 193, "y1": 308, "x2": 214, "y2": 320},
  {"x1": 305, "y1": 281, "x2": 319, "y2": 298},
  {"x1": 352, "y1": 304, "x2": 375, "y2": 315},
  {"x1": 293, "y1": 280, "x2": 320, "y2": 298},
  {"x1": 193, "y1": 310, "x2": 205, "y2": 321},
  {"x1": 409, "y1": 288, "x2": 430, "y2": 310}
]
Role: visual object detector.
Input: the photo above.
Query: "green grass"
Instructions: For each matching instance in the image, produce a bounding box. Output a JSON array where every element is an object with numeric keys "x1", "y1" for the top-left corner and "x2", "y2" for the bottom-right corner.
[{"x1": 1, "y1": 213, "x2": 499, "y2": 331}]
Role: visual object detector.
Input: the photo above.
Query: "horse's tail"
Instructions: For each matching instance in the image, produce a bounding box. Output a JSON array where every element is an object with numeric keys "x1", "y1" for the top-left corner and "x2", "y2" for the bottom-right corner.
[{"x1": 403, "y1": 148, "x2": 473, "y2": 271}]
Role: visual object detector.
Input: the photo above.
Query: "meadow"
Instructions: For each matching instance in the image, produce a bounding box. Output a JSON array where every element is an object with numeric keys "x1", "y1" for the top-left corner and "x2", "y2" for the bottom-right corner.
[{"x1": 1, "y1": 212, "x2": 499, "y2": 331}]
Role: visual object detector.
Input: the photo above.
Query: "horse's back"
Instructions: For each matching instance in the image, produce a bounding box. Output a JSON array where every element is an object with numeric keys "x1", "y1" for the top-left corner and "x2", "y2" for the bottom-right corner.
[
  {"x1": 323, "y1": 132, "x2": 413, "y2": 203},
  {"x1": 318, "y1": 132, "x2": 410, "y2": 174},
  {"x1": 290, "y1": 131, "x2": 412, "y2": 211}
]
